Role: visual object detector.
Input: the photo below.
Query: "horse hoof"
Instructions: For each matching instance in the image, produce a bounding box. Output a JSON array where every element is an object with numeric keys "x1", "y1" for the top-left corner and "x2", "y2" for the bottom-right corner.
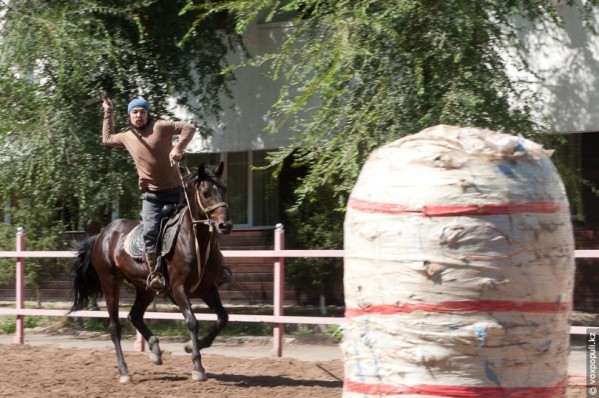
[
  {"x1": 119, "y1": 375, "x2": 132, "y2": 384},
  {"x1": 191, "y1": 370, "x2": 207, "y2": 382},
  {"x1": 150, "y1": 352, "x2": 163, "y2": 365}
]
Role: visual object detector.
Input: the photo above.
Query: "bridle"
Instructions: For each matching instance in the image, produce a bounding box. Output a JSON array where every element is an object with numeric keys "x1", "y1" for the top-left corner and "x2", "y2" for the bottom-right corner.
[
  {"x1": 177, "y1": 164, "x2": 229, "y2": 291},
  {"x1": 186, "y1": 182, "x2": 228, "y2": 232}
]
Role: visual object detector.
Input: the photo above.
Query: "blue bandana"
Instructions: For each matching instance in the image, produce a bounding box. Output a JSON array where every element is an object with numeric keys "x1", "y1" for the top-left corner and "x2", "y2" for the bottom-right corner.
[{"x1": 127, "y1": 98, "x2": 150, "y2": 114}]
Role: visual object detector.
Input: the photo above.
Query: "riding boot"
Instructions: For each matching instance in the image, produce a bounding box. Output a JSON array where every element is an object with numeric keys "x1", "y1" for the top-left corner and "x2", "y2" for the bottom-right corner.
[{"x1": 145, "y1": 251, "x2": 164, "y2": 292}]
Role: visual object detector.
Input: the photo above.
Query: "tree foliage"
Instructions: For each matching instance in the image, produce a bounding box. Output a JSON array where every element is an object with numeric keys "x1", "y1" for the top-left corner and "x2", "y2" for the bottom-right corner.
[
  {"x1": 0, "y1": 1, "x2": 237, "y2": 288},
  {"x1": 1, "y1": 1, "x2": 597, "y2": 299},
  {"x1": 188, "y1": 1, "x2": 599, "y2": 299},
  {"x1": 199, "y1": 0, "x2": 598, "y2": 207},
  {"x1": 283, "y1": 182, "x2": 344, "y2": 304},
  {"x1": 0, "y1": 0, "x2": 236, "y2": 232}
]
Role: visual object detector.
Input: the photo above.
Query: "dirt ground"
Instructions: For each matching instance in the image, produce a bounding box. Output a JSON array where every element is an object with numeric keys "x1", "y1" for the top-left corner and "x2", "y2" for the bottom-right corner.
[
  {"x1": 0, "y1": 343, "x2": 590, "y2": 398},
  {"x1": 0, "y1": 344, "x2": 343, "y2": 398}
]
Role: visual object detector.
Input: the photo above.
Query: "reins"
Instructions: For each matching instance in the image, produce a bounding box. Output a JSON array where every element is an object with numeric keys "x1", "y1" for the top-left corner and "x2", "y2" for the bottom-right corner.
[{"x1": 176, "y1": 164, "x2": 228, "y2": 292}]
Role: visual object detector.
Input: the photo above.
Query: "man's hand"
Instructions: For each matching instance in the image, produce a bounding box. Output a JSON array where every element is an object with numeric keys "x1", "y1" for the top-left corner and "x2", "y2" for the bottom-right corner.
[
  {"x1": 102, "y1": 91, "x2": 113, "y2": 112},
  {"x1": 169, "y1": 148, "x2": 183, "y2": 165}
]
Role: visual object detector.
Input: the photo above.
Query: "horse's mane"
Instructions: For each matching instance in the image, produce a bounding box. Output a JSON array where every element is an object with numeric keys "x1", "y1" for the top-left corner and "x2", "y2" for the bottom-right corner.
[{"x1": 183, "y1": 164, "x2": 224, "y2": 188}]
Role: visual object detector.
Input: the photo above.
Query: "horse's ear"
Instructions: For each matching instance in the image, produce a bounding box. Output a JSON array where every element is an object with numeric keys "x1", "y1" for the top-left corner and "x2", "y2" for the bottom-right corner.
[
  {"x1": 197, "y1": 163, "x2": 206, "y2": 179},
  {"x1": 214, "y1": 161, "x2": 224, "y2": 178}
]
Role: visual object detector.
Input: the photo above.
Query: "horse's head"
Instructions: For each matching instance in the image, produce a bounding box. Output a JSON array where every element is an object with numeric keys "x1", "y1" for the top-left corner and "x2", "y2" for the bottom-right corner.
[{"x1": 185, "y1": 161, "x2": 233, "y2": 234}]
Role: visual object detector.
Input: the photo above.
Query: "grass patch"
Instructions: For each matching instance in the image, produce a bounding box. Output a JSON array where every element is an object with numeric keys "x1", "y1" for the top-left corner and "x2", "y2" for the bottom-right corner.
[
  {"x1": 0, "y1": 316, "x2": 41, "y2": 334},
  {"x1": 58, "y1": 316, "x2": 273, "y2": 338},
  {"x1": 0, "y1": 317, "x2": 15, "y2": 334},
  {"x1": 141, "y1": 320, "x2": 272, "y2": 338},
  {"x1": 0, "y1": 304, "x2": 344, "y2": 338}
]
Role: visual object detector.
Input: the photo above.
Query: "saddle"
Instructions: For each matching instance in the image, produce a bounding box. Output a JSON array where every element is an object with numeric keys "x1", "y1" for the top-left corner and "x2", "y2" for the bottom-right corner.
[{"x1": 124, "y1": 205, "x2": 186, "y2": 260}]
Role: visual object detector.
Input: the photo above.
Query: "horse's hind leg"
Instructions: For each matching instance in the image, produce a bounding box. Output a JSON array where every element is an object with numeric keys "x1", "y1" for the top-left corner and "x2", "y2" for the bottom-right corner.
[
  {"x1": 200, "y1": 285, "x2": 228, "y2": 349},
  {"x1": 128, "y1": 288, "x2": 162, "y2": 365},
  {"x1": 104, "y1": 283, "x2": 131, "y2": 383}
]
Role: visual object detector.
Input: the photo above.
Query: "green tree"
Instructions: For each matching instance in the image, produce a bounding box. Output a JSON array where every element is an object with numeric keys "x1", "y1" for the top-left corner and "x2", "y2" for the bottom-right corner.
[
  {"x1": 284, "y1": 182, "x2": 344, "y2": 309},
  {"x1": 0, "y1": 0, "x2": 237, "y2": 288},
  {"x1": 198, "y1": 0, "x2": 597, "y2": 205},
  {"x1": 187, "y1": 1, "x2": 598, "y2": 301},
  {"x1": 0, "y1": 225, "x2": 17, "y2": 284},
  {"x1": 0, "y1": 0, "x2": 237, "y2": 226}
]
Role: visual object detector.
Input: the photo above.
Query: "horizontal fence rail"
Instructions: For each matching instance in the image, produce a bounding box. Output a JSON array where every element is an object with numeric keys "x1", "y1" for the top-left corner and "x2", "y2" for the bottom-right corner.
[
  {"x1": 0, "y1": 250, "x2": 345, "y2": 258},
  {"x1": 0, "y1": 226, "x2": 346, "y2": 355},
  {"x1": 0, "y1": 226, "x2": 595, "y2": 355}
]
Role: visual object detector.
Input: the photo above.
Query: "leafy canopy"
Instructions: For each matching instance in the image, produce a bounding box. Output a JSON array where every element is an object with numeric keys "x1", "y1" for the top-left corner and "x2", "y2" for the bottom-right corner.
[
  {"x1": 183, "y1": 1, "x2": 599, "y2": 297},
  {"x1": 0, "y1": 0, "x2": 237, "y2": 232},
  {"x1": 193, "y1": 0, "x2": 598, "y2": 209},
  {"x1": 0, "y1": 1, "x2": 237, "y2": 288}
]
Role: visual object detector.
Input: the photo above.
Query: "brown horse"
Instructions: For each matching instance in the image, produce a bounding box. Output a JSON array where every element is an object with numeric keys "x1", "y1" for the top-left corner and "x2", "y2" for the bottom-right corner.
[{"x1": 69, "y1": 162, "x2": 232, "y2": 383}]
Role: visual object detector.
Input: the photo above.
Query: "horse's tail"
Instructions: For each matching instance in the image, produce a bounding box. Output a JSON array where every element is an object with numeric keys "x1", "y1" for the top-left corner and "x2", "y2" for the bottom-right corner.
[{"x1": 69, "y1": 235, "x2": 102, "y2": 313}]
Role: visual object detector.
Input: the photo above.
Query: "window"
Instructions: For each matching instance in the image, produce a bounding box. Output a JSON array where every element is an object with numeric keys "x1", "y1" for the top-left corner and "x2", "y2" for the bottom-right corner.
[
  {"x1": 252, "y1": 151, "x2": 279, "y2": 226},
  {"x1": 227, "y1": 151, "x2": 249, "y2": 225}
]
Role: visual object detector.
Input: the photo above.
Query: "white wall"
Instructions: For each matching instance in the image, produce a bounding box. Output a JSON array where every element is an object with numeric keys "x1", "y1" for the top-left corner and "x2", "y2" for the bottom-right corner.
[
  {"x1": 180, "y1": 6, "x2": 599, "y2": 154},
  {"x1": 181, "y1": 21, "x2": 297, "y2": 153},
  {"x1": 516, "y1": 5, "x2": 599, "y2": 133}
]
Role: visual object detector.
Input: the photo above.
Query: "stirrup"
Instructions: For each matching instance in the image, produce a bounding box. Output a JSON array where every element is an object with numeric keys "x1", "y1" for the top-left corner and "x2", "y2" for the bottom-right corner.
[{"x1": 146, "y1": 272, "x2": 165, "y2": 293}]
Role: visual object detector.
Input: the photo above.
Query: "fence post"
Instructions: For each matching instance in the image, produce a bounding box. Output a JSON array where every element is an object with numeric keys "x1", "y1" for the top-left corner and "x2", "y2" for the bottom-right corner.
[
  {"x1": 273, "y1": 223, "x2": 285, "y2": 357},
  {"x1": 14, "y1": 227, "x2": 25, "y2": 344}
]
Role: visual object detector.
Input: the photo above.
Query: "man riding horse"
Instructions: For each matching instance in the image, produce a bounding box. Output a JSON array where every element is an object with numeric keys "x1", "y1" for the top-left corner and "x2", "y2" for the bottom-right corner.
[{"x1": 101, "y1": 95, "x2": 232, "y2": 291}]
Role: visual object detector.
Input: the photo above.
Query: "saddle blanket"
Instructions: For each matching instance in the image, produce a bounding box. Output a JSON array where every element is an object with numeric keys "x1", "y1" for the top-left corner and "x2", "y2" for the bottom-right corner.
[{"x1": 123, "y1": 207, "x2": 186, "y2": 260}]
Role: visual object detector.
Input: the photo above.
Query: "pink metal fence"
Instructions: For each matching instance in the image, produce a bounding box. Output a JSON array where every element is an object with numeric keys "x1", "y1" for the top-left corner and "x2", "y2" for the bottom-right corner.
[
  {"x1": 0, "y1": 225, "x2": 344, "y2": 356},
  {"x1": 0, "y1": 225, "x2": 594, "y2": 355}
]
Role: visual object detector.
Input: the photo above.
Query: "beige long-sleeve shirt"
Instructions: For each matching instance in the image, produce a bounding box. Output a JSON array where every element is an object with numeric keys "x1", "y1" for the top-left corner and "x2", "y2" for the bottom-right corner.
[{"x1": 102, "y1": 110, "x2": 196, "y2": 191}]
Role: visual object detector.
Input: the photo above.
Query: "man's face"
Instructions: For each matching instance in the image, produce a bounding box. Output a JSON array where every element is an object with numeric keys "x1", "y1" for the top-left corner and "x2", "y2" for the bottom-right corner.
[{"x1": 129, "y1": 107, "x2": 149, "y2": 129}]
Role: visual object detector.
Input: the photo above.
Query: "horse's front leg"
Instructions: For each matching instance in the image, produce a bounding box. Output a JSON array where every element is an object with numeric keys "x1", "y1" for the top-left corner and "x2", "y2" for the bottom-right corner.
[
  {"x1": 172, "y1": 287, "x2": 206, "y2": 382},
  {"x1": 183, "y1": 284, "x2": 228, "y2": 353}
]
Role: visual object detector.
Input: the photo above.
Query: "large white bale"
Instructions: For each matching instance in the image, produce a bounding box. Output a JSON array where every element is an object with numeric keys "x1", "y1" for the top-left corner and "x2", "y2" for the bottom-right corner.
[{"x1": 342, "y1": 125, "x2": 574, "y2": 397}]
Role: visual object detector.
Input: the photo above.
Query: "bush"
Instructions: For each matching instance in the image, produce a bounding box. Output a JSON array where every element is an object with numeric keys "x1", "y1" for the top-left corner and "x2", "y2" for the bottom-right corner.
[
  {"x1": 284, "y1": 184, "x2": 344, "y2": 306},
  {"x1": 0, "y1": 223, "x2": 70, "y2": 307}
]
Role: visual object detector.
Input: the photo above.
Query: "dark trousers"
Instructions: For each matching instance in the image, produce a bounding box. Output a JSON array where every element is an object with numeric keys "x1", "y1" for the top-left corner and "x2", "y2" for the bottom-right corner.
[{"x1": 141, "y1": 187, "x2": 182, "y2": 254}]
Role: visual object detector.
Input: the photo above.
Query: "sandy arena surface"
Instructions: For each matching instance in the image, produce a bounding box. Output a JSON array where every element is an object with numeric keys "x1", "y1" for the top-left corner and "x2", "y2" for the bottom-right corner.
[
  {"x1": 0, "y1": 319, "x2": 594, "y2": 398},
  {"x1": 0, "y1": 342, "x2": 343, "y2": 398},
  {"x1": 0, "y1": 337, "x2": 590, "y2": 397}
]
